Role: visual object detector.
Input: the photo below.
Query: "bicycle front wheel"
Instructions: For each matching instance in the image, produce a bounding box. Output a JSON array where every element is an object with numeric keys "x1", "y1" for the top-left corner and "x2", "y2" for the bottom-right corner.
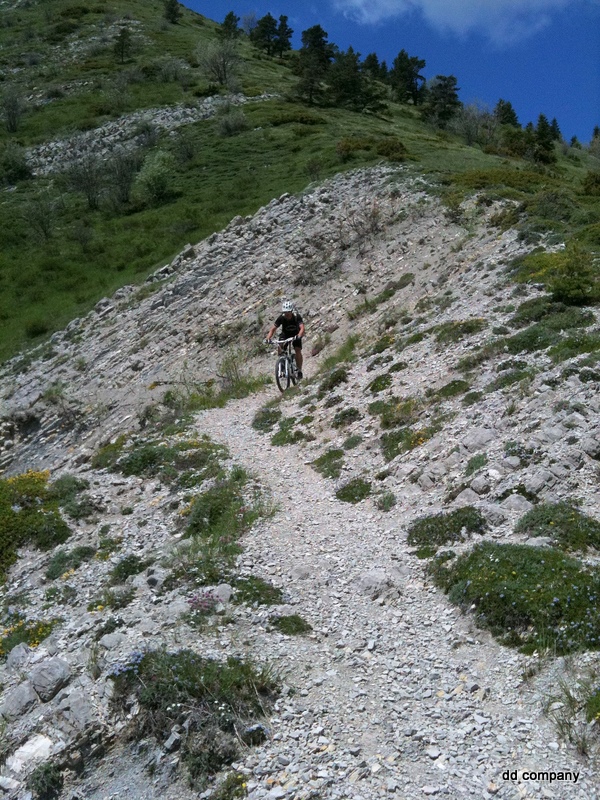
[
  {"x1": 289, "y1": 354, "x2": 297, "y2": 386},
  {"x1": 275, "y1": 356, "x2": 290, "y2": 392}
]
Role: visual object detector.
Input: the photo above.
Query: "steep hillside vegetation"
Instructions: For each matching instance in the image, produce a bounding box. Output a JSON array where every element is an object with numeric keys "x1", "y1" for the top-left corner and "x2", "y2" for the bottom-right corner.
[{"x1": 0, "y1": 0, "x2": 598, "y2": 360}]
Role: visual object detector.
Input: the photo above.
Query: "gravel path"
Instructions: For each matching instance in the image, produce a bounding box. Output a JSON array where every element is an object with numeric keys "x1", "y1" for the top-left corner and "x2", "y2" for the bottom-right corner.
[{"x1": 191, "y1": 393, "x2": 598, "y2": 800}]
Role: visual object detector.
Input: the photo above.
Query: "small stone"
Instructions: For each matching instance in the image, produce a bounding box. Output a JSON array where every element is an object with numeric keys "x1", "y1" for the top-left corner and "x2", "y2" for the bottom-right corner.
[{"x1": 426, "y1": 747, "x2": 440, "y2": 760}]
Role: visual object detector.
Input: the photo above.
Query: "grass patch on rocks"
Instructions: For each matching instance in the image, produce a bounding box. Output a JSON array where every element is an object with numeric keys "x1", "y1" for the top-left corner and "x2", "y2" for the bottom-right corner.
[
  {"x1": 380, "y1": 425, "x2": 437, "y2": 462},
  {"x1": 251, "y1": 406, "x2": 282, "y2": 433},
  {"x1": 270, "y1": 417, "x2": 309, "y2": 446},
  {"x1": 435, "y1": 319, "x2": 487, "y2": 344},
  {"x1": 343, "y1": 434, "x2": 363, "y2": 450},
  {"x1": 407, "y1": 506, "x2": 487, "y2": 555},
  {"x1": 0, "y1": 616, "x2": 62, "y2": 661},
  {"x1": 270, "y1": 614, "x2": 312, "y2": 635},
  {"x1": 312, "y1": 449, "x2": 344, "y2": 479},
  {"x1": 110, "y1": 648, "x2": 279, "y2": 789},
  {"x1": 336, "y1": 478, "x2": 372, "y2": 504},
  {"x1": 0, "y1": 470, "x2": 72, "y2": 582},
  {"x1": 465, "y1": 453, "x2": 488, "y2": 477},
  {"x1": 429, "y1": 542, "x2": 600, "y2": 654},
  {"x1": 233, "y1": 576, "x2": 283, "y2": 606},
  {"x1": 166, "y1": 466, "x2": 268, "y2": 589},
  {"x1": 515, "y1": 502, "x2": 600, "y2": 552},
  {"x1": 368, "y1": 374, "x2": 392, "y2": 393},
  {"x1": 45, "y1": 546, "x2": 96, "y2": 580},
  {"x1": 332, "y1": 407, "x2": 361, "y2": 428}
]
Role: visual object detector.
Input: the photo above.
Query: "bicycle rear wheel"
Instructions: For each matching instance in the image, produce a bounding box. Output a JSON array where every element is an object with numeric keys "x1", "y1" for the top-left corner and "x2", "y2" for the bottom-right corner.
[{"x1": 275, "y1": 356, "x2": 290, "y2": 392}]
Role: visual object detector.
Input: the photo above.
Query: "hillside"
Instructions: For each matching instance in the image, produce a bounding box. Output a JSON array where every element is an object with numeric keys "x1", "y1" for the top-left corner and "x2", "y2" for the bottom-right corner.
[
  {"x1": 0, "y1": 2, "x2": 600, "y2": 800},
  {"x1": 0, "y1": 0, "x2": 598, "y2": 361},
  {"x1": 0, "y1": 163, "x2": 599, "y2": 798}
]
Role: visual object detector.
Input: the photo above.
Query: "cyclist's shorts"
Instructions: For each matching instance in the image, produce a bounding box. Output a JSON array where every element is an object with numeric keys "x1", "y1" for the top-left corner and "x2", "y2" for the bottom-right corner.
[{"x1": 279, "y1": 337, "x2": 302, "y2": 349}]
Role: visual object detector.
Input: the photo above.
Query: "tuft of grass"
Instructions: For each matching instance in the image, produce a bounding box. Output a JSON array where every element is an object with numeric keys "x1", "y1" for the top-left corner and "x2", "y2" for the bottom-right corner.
[
  {"x1": 336, "y1": 477, "x2": 372, "y2": 504},
  {"x1": 332, "y1": 407, "x2": 361, "y2": 427},
  {"x1": 368, "y1": 374, "x2": 392, "y2": 393},
  {"x1": 270, "y1": 614, "x2": 312, "y2": 635},
  {"x1": 320, "y1": 335, "x2": 359, "y2": 371},
  {"x1": 430, "y1": 542, "x2": 600, "y2": 654},
  {"x1": 515, "y1": 502, "x2": 600, "y2": 552},
  {"x1": 375, "y1": 491, "x2": 397, "y2": 512},
  {"x1": 109, "y1": 554, "x2": 152, "y2": 585},
  {"x1": 312, "y1": 449, "x2": 344, "y2": 479},
  {"x1": 485, "y1": 368, "x2": 532, "y2": 393},
  {"x1": 407, "y1": 506, "x2": 487, "y2": 552},
  {"x1": 435, "y1": 379, "x2": 470, "y2": 399},
  {"x1": 343, "y1": 434, "x2": 363, "y2": 450},
  {"x1": 110, "y1": 648, "x2": 279, "y2": 788},
  {"x1": 465, "y1": 453, "x2": 488, "y2": 476},
  {"x1": 380, "y1": 425, "x2": 436, "y2": 461},
  {"x1": 0, "y1": 470, "x2": 72, "y2": 582},
  {"x1": 251, "y1": 406, "x2": 282, "y2": 433},
  {"x1": 233, "y1": 576, "x2": 283, "y2": 606},
  {"x1": 45, "y1": 546, "x2": 96, "y2": 580},
  {"x1": 26, "y1": 762, "x2": 64, "y2": 800},
  {"x1": 270, "y1": 416, "x2": 308, "y2": 446},
  {"x1": 435, "y1": 319, "x2": 486, "y2": 344}
]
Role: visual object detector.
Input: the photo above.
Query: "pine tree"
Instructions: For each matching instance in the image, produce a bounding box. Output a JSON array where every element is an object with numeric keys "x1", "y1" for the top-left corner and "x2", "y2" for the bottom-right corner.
[
  {"x1": 327, "y1": 48, "x2": 386, "y2": 112},
  {"x1": 494, "y1": 98, "x2": 519, "y2": 127},
  {"x1": 534, "y1": 113, "x2": 557, "y2": 163},
  {"x1": 251, "y1": 13, "x2": 278, "y2": 55},
  {"x1": 549, "y1": 117, "x2": 562, "y2": 141},
  {"x1": 363, "y1": 53, "x2": 381, "y2": 80},
  {"x1": 294, "y1": 25, "x2": 334, "y2": 105},
  {"x1": 421, "y1": 75, "x2": 461, "y2": 128},
  {"x1": 219, "y1": 11, "x2": 240, "y2": 40},
  {"x1": 163, "y1": 0, "x2": 181, "y2": 25},
  {"x1": 113, "y1": 27, "x2": 133, "y2": 64},
  {"x1": 273, "y1": 16, "x2": 293, "y2": 58},
  {"x1": 390, "y1": 49, "x2": 426, "y2": 104}
]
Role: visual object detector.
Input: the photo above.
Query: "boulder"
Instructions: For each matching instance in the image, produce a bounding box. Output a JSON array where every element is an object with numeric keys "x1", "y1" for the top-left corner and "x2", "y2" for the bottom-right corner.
[
  {"x1": 0, "y1": 681, "x2": 38, "y2": 720},
  {"x1": 30, "y1": 658, "x2": 72, "y2": 702}
]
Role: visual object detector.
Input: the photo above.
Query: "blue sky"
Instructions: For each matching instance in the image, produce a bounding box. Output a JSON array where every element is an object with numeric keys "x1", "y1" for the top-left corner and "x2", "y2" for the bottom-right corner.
[{"x1": 183, "y1": 0, "x2": 599, "y2": 143}]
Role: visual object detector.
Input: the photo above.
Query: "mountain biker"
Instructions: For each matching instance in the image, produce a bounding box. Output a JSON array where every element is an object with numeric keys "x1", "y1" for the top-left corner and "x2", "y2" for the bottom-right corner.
[{"x1": 266, "y1": 301, "x2": 305, "y2": 379}]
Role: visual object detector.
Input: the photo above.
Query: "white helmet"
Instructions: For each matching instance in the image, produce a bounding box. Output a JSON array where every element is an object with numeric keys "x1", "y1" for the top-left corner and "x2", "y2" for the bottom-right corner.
[{"x1": 281, "y1": 300, "x2": 293, "y2": 312}]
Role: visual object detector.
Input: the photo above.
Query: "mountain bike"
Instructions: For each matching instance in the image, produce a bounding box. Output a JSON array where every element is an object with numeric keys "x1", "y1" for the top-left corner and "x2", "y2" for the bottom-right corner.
[{"x1": 267, "y1": 337, "x2": 298, "y2": 392}]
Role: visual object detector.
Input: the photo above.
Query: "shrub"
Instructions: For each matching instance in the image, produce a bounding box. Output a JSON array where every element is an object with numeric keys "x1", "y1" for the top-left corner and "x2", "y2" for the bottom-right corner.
[
  {"x1": 317, "y1": 367, "x2": 348, "y2": 398},
  {"x1": 368, "y1": 374, "x2": 392, "y2": 393},
  {"x1": 217, "y1": 110, "x2": 249, "y2": 137},
  {"x1": 375, "y1": 491, "x2": 396, "y2": 512},
  {"x1": 376, "y1": 137, "x2": 407, "y2": 160},
  {"x1": 135, "y1": 151, "x2": 175, "y2": 204},
  {"x1": 27, "y1": 762, "x2": 63, "y2": 800},
  {"x1": 343, "y1": 434, "x2": 363, "y2": 450},
  {"x1": 515, "y1": 502, "x2": 600, "y2": 552},
  {"x1": 336, "y1": 478, "x2": 371, "y2": 503},
  {"x1": 270, "y1": 614, "x2": 312, "y2": 634},
  {"x1": 109, "y1": 554, "x2": 150, "y2": 584},
  {"x1": 110, "y1": 649, "x2": 279, "y2": 785},
  {"x1": 436, "y1": 379, "x2": 470, "y2": 399},
  {"x1": 407, "y1": 506, "x2": 487, "y2": 552},
  {"x1": 435, "y1": 319, "x2": 486, "y2": 344},
  {"x1": 0, "y1": 141, "x2": 32, "y2": 183},
  {"x1": 233, "y1": 576, "x2": 283, "y2": 605},
  {"x1": 45, "y1": 546, "x2": 96, "y2": 580},
  {"x1": 332, "y1": 407, "x2": 361, "y2": 428},
  {"x1": 0, "y1": 471, "x2": 71, "y2": 581},
  {"x1": 312, "y1": 449, "x2": 344, "y2": 479},
  {"x1": 430, "y1": 542, "x2": 600, "y2": 653}
]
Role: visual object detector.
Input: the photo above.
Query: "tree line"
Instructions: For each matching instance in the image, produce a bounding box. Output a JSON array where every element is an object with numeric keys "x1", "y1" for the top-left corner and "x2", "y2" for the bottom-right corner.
[{"x1": 214, "y1": 8, "x2": 599, "y2": 164}]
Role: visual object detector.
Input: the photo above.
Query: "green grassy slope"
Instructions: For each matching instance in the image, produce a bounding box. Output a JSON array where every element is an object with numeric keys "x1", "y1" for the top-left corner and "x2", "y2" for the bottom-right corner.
[{"x1": 0, "y1": 0, "x2": 598, "y2": 361}]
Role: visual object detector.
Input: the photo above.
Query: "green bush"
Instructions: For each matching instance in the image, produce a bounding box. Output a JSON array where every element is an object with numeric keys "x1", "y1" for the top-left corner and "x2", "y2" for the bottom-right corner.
[
  {"x1": 375, "y1": 491, "x2": 396, "y2": 512},
  {"x1": 436, "y1": 379, "x2": 470, "y2": 398},
  {"x1": 45, "y1": 546, "x2": 96, "y2": 580},
  {"x1": 109, "y1": 554, "x2": 150, "y2": 584},
  {"x1": 430, "y1": 542, "x2": 600, "y2": 653},
  {"x1": 332, "y1": 407, "x2": 361, "y2": 427},
  {"x1": 407, "y1": 506, "x2": 487, "y2": 552},
  {"x1": 515, "y1": 502, "x2": 600, "y2": 552},
  {"x1": 252, "y1": 407, "x2": 282, "y2": 433},
  {"x1": 233, "y1": 576, "x2": 283, "y2": 605},
  {"x1": 368, "y1": 374, "x2": 392, "y2": 393},
  {"x1": 27, "y1": 762, "x2": 63, "y2": 800},
  {"x1": 336, "y1": 478, "x2": 371, "y2": 503},
  {"x1": 0, "y1": 470, "x2": 71, "y2": 582},
  {"x1": 435, "y1": 319, "x2": 486, "y2": 344},
  {"x1": 270, "y1": 614, "x2": 312, "y2": 634},
  {"x1": 312, "y1": 449, "x2": 344, "y2": 479},
  {"x1": 317, "y1": 367, "x2": 348, "y2": 398},
  {"x1": 110, "y1": 649, "x2": 279, "y2": 786}
]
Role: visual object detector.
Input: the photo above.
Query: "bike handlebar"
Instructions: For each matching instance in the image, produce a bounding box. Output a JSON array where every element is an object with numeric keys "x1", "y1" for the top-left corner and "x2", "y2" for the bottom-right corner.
[{"x1": 266, "y1": 336, "x2": 297, "y2": 344}]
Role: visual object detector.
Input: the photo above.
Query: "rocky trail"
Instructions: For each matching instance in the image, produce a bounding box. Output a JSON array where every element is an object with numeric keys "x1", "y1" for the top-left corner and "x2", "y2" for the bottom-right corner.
[{"x1": 0, "y1": 165, "x2": 599, "y2": 799}]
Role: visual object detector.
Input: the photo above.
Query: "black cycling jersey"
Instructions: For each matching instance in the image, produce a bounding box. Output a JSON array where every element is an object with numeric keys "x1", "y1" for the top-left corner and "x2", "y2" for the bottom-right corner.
[{"x1": 274, "y1": 312, "x2": 303, "y2": 339}]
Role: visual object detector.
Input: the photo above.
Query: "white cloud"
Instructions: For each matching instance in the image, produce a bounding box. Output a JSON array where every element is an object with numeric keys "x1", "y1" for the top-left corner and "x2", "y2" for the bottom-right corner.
[{"x1": 331, "y1": 0, "x2": 596, "y2": 43}]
